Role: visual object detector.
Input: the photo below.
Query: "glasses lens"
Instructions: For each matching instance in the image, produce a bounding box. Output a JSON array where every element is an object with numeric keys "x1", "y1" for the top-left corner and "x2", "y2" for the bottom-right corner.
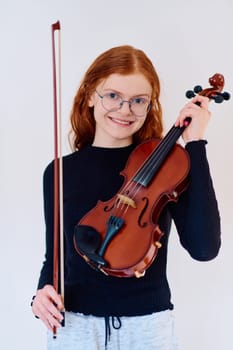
[
  {"x1": 102, "y1": 93, "x2": 121, "y2": 112},
  {"x1": 130, "y1": 97, "x2": 150, "y2": 117}
]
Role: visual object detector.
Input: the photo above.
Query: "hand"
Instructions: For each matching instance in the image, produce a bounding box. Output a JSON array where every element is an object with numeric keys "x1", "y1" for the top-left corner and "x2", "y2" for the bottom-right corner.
[
  {"x1": 31, "y1": 285, "x2": 64, "y2": 331},
  {"x1": 175, "y1": 95, "x2": 211, "y2": 143}
]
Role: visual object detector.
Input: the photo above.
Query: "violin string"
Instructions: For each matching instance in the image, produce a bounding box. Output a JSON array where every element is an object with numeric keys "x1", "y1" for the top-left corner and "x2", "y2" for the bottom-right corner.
[
  {"x1": 131, "y1": 126, "x2": 182, "y2": 190},
  {"x1": 110, "y1": 125, "x2": 183, "y2": 218},
  {"x1": 122, "y1": 126, "x2": 180, "y2": 198}
]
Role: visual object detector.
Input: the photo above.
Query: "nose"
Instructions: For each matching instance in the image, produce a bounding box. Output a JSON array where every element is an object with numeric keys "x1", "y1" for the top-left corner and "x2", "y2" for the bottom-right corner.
[{"x1": 119, "y1": 100, "x2": 132, "y2": 115}]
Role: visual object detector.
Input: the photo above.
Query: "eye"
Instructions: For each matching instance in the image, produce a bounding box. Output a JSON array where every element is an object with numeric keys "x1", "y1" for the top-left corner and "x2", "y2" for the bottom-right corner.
[
  {"x1": 133, "y1": 97, "x2": 147, "y2": 105},
  {"x1": 105, "y1": 92, "x2": 120, "y2": 101}
]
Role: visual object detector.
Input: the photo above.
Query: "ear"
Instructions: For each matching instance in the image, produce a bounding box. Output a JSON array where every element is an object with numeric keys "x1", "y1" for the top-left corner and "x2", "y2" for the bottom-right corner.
[{"x1": 88, "y1": 93, "x2": 95, "y2": 107}]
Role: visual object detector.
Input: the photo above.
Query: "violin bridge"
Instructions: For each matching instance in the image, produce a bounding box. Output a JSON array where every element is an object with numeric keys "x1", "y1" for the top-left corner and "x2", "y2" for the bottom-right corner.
[{"x1": 117, "y1": 194, "x2": 137, "y2": 208}]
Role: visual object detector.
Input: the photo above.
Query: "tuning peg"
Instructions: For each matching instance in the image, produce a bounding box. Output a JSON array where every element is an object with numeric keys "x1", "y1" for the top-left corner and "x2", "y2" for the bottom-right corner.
[
  {"x1": 185, "y1": 90, "x2": 195, "y2": 99},
  {"x1": 212, "y1": 91, "x2": 231, "y2": 103},
  {"x1": 222, "y1": 91, "x2": 231, "y2": 101},
  {"x1": 193, "y1": 85, "x2": 203, "y2": 94},
  {"x1": 186, "y1": 85, "x2": 203, "y2": 99},
  {"x1": 212, "y1": 94, "x2": 224, "y2": 103}
]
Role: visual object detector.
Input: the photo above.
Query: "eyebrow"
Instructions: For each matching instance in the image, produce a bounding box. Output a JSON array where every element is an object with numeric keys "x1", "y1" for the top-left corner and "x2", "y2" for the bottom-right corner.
[{"x1": 102, "y1": 88, "x2": 151, "y2": 99}]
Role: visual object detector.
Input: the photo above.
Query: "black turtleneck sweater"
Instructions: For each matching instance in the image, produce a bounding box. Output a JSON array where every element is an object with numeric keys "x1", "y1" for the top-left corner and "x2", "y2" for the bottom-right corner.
[{"x1": 37, "y1": 140, "x2": 221, "y2": 316}]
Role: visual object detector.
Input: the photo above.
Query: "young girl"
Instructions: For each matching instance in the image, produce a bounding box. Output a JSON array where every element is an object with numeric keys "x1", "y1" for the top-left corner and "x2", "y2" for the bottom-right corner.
[{"x1": 32, "y1": 45, "x2": 221, "y2": 350}]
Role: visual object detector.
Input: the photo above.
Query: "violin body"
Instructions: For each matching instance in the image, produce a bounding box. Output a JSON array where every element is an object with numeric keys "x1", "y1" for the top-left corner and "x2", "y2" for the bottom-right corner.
[{"x1": 74, "y1": 139, "x2": 190, "y2": 278}]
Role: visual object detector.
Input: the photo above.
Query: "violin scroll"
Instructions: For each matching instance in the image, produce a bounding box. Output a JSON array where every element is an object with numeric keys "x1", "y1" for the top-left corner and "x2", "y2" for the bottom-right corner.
[{"x1": 186, "y1": 73, "x2": 231, "y2": 103}]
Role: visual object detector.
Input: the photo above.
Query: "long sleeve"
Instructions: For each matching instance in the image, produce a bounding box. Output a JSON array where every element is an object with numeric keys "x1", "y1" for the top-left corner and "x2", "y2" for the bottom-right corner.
[
  {"x1": 37, "y1": 162, "x2": 54, "y2": 289},
  {"x1": 170, "y1": 140, "x2": 221, "y2": 261}
]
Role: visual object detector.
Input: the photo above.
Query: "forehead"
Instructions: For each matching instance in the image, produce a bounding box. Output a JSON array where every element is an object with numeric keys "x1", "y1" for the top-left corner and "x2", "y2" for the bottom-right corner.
[{"x1": 99, "y1": 73, "x2": 152, "y2": 96}]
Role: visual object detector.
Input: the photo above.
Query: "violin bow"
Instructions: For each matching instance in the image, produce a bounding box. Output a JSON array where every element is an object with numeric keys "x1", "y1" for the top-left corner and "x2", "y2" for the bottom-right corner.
[{"x1": 51, "y1": 20, "x2": 65, "y2": 338}]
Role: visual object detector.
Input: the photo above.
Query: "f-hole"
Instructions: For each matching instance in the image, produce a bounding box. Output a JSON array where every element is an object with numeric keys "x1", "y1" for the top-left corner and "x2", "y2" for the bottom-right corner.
[{"x1": 138, "y1": 197, "x2": 149, "y2": 228}]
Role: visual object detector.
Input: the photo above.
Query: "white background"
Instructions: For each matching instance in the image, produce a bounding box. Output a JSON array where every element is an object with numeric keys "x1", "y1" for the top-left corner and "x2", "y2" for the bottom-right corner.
[{"x1": 0, "y1": 1, "x2": 233, "y2": 349}]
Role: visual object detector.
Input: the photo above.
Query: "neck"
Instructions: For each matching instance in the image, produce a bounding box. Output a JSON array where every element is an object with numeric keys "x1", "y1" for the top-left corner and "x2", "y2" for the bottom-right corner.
[{"x1": 92, "y1": 137, "x2": 133, "y2": 148}]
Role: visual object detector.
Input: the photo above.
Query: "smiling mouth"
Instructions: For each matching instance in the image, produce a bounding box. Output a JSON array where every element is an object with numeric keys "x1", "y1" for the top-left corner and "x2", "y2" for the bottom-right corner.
[{"x1": 109, "y1": 117, "x2": 134, "y2": 125}]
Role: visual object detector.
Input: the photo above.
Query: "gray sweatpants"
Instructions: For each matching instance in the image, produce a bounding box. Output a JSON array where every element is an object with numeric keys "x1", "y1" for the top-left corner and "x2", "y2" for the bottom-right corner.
[{"x1": 47, "y1": 310, "x2": 179, "y2": 350}]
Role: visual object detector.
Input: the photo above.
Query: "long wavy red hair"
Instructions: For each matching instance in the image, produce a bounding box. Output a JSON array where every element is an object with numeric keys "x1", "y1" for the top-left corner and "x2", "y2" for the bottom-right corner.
[{"x1": 70, "y1": 45, "x2": 163, "y2": 150}]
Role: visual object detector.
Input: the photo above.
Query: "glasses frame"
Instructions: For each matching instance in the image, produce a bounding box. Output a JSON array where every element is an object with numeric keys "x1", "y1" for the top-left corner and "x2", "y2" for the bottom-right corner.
[{"x1": 95, "y1": 90, "x2": 151, "y2": 117}]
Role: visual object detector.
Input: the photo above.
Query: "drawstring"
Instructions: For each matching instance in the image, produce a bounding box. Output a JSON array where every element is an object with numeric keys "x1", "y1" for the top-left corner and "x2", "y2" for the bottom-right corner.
[{"x1": 104, "y1": 316, "x2": 122, "y2": 349}]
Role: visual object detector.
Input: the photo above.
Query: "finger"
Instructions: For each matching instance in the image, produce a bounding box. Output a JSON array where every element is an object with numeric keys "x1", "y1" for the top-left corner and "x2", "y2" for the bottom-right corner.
[
  {"x1": 175, "y1": 99, "x2": 209, "y2": 126},
  {"x1": 43, "y1": 285, "x2": 64, "y2": 309},
  {"x1": 32, "y1": 288, "x2": 64, "y2": 323},
  {"x1": 44, "y1": 312, "x2": 63, "y2": 330},
  {"x1": 36, "y1": 286, "x2": 64, "y2": 315},
  {"x1": 44, "y1": 299, "x2": 64, "y2": 322},
  {"x1": 35, "y1": 302, "x2": 63, "y2": 330},
  {"x1": 37, "y1": 294, "x2": 64, "y2": 322},
  {"x1": 191, "y1": 95, "x2": 210, "y2": 109},
  {"x1": 41, "y1": 313, "x2": 62, "y2": 332},
  {"x1": 175, "y1": 107, "x2": 194, "y2": 127}
]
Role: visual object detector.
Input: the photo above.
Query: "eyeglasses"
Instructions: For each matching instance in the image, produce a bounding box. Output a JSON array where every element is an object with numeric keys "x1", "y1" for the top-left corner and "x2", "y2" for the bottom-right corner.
[{"x1": 95, "y1": 90, "x2": 151, "y2": 117}]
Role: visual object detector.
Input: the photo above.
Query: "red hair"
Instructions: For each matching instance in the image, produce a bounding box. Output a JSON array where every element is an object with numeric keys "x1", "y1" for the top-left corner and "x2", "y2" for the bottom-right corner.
[{"x1": 70, "y1": 45, "x2": 163, "y2": 150}]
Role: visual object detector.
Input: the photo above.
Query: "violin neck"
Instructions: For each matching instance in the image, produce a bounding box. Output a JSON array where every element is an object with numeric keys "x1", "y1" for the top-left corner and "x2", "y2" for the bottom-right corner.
[{"x1": 133, "y1": 124, "x2": 186, "y2": 187}]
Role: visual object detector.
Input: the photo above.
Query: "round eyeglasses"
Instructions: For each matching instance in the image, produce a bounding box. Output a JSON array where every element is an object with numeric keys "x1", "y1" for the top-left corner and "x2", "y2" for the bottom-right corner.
[{"x1": 95, "y1": 90, "x2": 151, "y2": 117}]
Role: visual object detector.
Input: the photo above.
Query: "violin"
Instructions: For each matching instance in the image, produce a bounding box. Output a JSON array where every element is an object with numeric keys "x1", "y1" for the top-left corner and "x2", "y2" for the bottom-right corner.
[{"x1": 73, "y1": 74, "x2": 230, "y2": 278}]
